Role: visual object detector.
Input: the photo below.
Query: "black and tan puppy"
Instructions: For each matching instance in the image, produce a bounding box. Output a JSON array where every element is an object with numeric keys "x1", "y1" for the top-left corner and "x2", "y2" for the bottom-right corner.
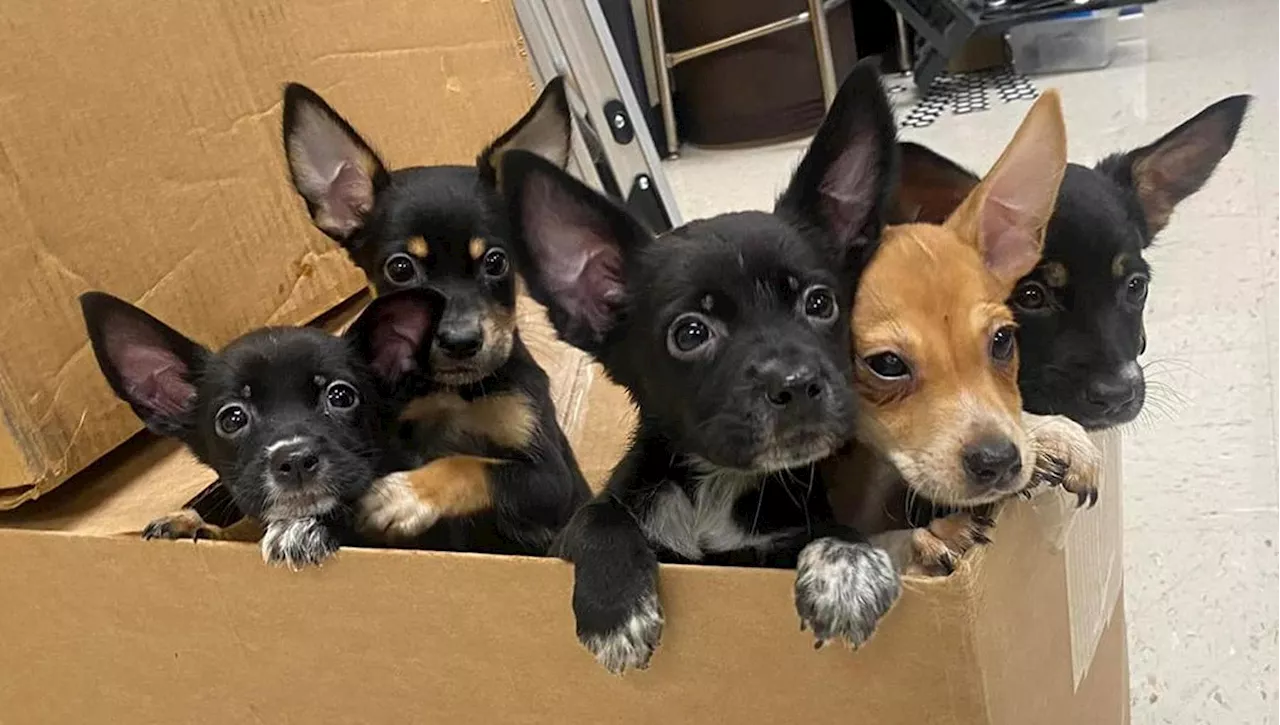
[
  {"x1": 500, "y1": 62, "x2": 902, "y2": 673},
  {"x1": 892, "y1": 95, "x2": 1250, "y2": 430},
  {"x1": 281, "y1": 79, "x2": 590, "y2": 552}
]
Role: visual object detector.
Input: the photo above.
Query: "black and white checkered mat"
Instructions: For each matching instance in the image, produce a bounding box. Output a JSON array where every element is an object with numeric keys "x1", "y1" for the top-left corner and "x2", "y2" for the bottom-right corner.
[{"x1": 890, "y1": 68, "x2": 1040, "y2": 129}]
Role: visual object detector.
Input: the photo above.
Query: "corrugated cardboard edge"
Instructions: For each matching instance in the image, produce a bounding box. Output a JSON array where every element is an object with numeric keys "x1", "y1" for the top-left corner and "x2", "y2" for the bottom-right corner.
[{"x1": 1065, "y1": 429, "x2": 1124, "y2": 689}]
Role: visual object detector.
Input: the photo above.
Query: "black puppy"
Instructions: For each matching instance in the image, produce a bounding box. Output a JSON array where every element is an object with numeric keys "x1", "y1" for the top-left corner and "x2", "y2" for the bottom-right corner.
[
  {"x1": 893, "y1": 95, "x2": 1250, "y2": 429},
  {"x1": 84, "y1": 288, "x2": 513, "y2": 565},
  {"x1": 500, "y1": 62, "x2": 901, "y2": 674},
  {"x1": 81, "y1": 292, "x2": 408, "y2": 568},
  {"x1": 281, "y1": 79, "x2": 590, "y2": 551}
]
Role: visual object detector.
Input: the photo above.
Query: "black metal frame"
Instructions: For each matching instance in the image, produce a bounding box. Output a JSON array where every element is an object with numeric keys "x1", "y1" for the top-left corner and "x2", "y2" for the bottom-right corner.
[{"x1": 883, "y1": 0, "x2": 1155, "y2": 91}]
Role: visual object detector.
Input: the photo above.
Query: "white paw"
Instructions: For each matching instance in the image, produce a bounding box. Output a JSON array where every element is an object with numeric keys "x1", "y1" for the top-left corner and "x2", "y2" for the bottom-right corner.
[
  {"x1": 579, "y1": 592, "x2": 664, "y2": 675},
  {"x1": 795, "y1": 538, "x2": 900, "y2": 649},
  {"x1": 260, "y1": 518, "x2": 339, "y2": 570},
  {"x1": 355, "y1": 473, "x2": 441, "y2": 543}
]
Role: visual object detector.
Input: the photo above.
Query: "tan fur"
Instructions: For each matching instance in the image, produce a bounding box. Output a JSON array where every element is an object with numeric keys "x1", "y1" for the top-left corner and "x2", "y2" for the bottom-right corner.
[
  {"x1": 829, "y1": 91, "x2": 1077, "y2": 551},
  {"x1": 143, "y1": 508, "x2": 263, "y2": 542},
  {"x1": 406, "y1": 237, "x2": 429, "y2": 258},
  {"x1": 1111, "y1": 252, "x2": 1130, "y2": 278},
  {"x1": 399, "y1": 390, "x2": 537, "y2": 452},
  {"x1": 1043, "y1": 261, "x2": 1069, "y2": 288},
  {"x1": 355, "y1": 456, "x2": 498, "y2": 543},
  {"x1": 469, "y1": 237, "x2": 486, "y2": 260}
]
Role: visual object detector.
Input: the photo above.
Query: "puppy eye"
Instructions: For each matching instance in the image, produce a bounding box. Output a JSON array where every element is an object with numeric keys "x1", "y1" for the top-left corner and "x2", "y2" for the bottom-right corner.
[
  {"x1": 1012, "y1": 280, "x2": 1048, "y2": 311},
  {"x1": 325, "y1": 381, "x2": 360, "y2": 410},
  {"x1": 1125, "y1": 274, "x2": 1149, "y2": 304},
  {"x1": 667, "y1": 314, "x2": 714, "y2": 358},
  {"x1": 384, "y1": 253, "x2": 418, "y2": 285},
  {"x1": 990, "y1": 326, "x2": 1017, "y2": 362},
  {"x1": 802, "y1": 285, "x2": 837, "y2": 321},
  {"x1": 482, "y1": 248, "x2": 509, "y2": 279},
  {"x1": 215, "y1": 404, "x2": 250, "y2": 438},
  {"x1": 865, "y1": 352, "x2": 910, "y2": 380}
]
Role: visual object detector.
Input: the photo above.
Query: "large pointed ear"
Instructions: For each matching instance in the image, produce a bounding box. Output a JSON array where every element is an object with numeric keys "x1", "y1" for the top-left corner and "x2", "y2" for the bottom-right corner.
[
  {"x1": 1097, "y1": 94, "x2": 1250, "y2": 240},
  {"x1": 500, "y1": 149, "x2": 649, "y2": 354},
  {"x1": 892, "y1": 142, "x2": 980, "y2": 224},
  {"x1": 79, "y1": 292, "x2": 209, "y2": 440},
  {"x1": 282, "y1": 83, "x2": 391, "y2": 244},
  {"x1": 775, "y1": 59, "x2": 897, "y2": 262},
  {"x1": 477, "y1": 76, "x2": 573, "y2": 189},
  {"x1": 946, "y1": 90, "x2": 1067, "y2": 289},
  {"x1": 345, "y1": 289, "x2": 442, "y2": 386}
]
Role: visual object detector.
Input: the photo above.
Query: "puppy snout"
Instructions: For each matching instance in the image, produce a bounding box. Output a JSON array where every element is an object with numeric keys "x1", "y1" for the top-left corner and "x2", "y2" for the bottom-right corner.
[
  {"x1": 437, "y1": 326, "x2": 483, "y2": 359},
  {"x1": 1084, "y1": 364, "x2": 1141, "y2": 414},
  {"x1": 760, "y1": 362, "x2": 825, "y2": 408},
  {"x1": 270, "y1": 439, "x2": 323, "y2": 488},
  {"x1": 962, "y1": 438, "x2": 1022, "y2": 490}
]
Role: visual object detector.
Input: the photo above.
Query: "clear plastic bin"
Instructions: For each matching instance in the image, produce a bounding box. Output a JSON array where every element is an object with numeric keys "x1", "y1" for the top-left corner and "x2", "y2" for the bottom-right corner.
[{"x1": 1006, "y1": 9, "x2": 1120, "y2": 75}]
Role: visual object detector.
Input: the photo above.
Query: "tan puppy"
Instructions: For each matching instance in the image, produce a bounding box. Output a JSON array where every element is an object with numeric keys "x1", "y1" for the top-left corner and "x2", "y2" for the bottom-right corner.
[{"x1": 827, "y1": 91, "x2": 1099, "y2": 575}]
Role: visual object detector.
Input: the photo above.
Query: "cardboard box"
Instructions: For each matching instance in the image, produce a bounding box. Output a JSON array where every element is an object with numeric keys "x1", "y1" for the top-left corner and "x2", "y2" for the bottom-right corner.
[
  {"x1": 0, "y1": 0, "x2": 543, "y2": 508},
  {"x1": 0, "y1": 427, "x2": 1128, "y2": 724}
]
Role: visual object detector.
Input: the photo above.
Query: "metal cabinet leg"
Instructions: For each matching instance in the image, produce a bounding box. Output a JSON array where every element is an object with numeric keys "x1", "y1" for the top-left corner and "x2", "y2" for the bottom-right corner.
[
  {"x1": 806, "y1": 0, "x2": 838, "y2": 108},
  {"x1": 643, "y1": 0, "x2": 679, "y2": 158}
]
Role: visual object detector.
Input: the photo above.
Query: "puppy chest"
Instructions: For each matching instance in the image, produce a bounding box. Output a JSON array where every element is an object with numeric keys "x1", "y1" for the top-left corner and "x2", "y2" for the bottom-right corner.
[{"x1": 641, "y1": 484, "x2": 785, "y2": 561}]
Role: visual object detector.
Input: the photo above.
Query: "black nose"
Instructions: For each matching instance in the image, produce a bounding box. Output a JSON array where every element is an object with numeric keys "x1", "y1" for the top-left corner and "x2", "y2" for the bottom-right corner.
[
  {"x1": 437, "y1": 328, "x2": 483, "y2": 359},
  {"x1": 962, "y1": 438, "x2": 1022, "y2": 489},
  {"x1": 270, "y1": 439, "x2": 322, "y2": 487},
  {"x1": 761, "y1": 364, "x2": 825, "y2": 408},
  {"x1": 1085, "y1": 375, "x2": 1137, "y2": 414}
]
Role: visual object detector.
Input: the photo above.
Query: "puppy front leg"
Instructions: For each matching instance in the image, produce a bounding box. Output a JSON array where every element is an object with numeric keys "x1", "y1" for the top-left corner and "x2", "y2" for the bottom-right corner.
[
  {"x1": 793, "y1": 524, "x2": 901, "y2": 650},
  {"x1": 1022, "y1": 412, "x2": 1102, "y2": 507},
  {"x1": 355, "y1": 456, "x2": 497, "y2": 544},
  {"x1": 869, "y1": 507, "x2": 995, "y2": 577},
  {"x1": 554, "y1": 496, "x2": 662, "y2": 675},
  {"x1": 260, "y1": 517, "x2": 341, "y2": 570}
]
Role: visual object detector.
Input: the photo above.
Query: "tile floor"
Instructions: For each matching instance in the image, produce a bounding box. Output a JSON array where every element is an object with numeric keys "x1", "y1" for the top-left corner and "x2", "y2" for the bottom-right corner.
[{"x1": 660, "y1": 2, "x2": 1278, "y2": 722}]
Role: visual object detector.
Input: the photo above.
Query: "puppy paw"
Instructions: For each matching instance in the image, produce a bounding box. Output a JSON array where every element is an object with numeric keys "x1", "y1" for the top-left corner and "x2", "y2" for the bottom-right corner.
[
  {"x1": 1026, "y1": 414, "x2": 1102, "y2": 508},
  {"x1": 260, "y1": 518, "x2": 339, "y2": 570},
  {"x1": 576, "y1": 591, "x2": 664, "y2": 675},
  {"x1": 904, "y1": 510, "x2": 994, "y2": 577},
  {"x1": 142, "y1": 509, "x2": 222, "y2": 541},
  {"x1": 795, "y1": 538, "x2": 900, "y2": 650},
  {"x1": 354, "y1": 473, "x2": 441, "y2": 543}
]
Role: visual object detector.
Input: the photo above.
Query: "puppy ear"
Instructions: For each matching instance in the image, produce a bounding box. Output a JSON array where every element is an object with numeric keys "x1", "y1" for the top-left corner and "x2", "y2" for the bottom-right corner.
[
  {"x1": 282, "y1": 83, "x2": 390, "y2": 244},
  {"x1": 79, "y1": 292, "x2": 209, "y2": 440},
  {"x1": 345, "y1": 290, "x2": 442, "y2": 385},
  {"x1": 776, "y1": 59, "x2": 897, "y2": 261},
  {"x1": 1098, "y1": 94, "x2": 1250, "y2": 240},
  {"x1": 893, "y1": 142, "x2": 980, "y2": 224},
  {"x1": 501, "y1": 149, "x2": 648, "y2": 354},
  {"x1": 946, "y1": 90, "x2": 1068, "y2": 288},
  {"x1": 477, "y1": 76, "x2": 573, "y2": 188}
]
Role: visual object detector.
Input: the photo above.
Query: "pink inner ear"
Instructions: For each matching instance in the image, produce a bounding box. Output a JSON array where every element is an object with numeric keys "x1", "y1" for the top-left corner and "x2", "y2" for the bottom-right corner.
[
  {"x1": 115, "y1": 345, "x2": 196, "y2": 418},
  {"x1": 369, "y1": 299, "x2": 431, "y2": 382},
  {"x1": 523, "y1": 177, "x2": 626, "y2": 338},
  {"x1": 319, "y1": 162, "x2": 374, "y2": 238},
  {"x1": 819, "y1": 143, "x2": 876, "y2": 246},
  {"x1": 981, "y1": 196, "x2": 1040, "y2": 282}
]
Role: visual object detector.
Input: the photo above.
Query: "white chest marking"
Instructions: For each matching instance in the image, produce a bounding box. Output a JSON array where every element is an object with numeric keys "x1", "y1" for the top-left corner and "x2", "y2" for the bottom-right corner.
[{"x1": 641, "y1": 469, "x2": 787, "y2": 561}]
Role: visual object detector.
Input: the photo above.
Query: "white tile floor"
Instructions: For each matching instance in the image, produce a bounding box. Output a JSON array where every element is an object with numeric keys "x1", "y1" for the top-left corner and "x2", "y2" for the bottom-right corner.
[{"x1": 660, "y1": 2, "x2": 1278, "y2": 722}]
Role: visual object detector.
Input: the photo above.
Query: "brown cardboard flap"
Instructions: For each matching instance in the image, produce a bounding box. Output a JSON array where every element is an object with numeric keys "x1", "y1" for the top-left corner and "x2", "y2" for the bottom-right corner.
[
  {"x1": 0, "y1": 434, "x2": 215, "y2": 536},
  {"x1": 0, "y1": 0, "x2": 535, "y2": 507}
]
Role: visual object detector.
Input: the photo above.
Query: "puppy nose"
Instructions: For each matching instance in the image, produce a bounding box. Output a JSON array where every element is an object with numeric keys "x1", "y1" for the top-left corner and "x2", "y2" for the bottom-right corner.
[
  {"x1": 437, "y1": 328, "x2": 483, "y2": 359},
  {"x1": 962, "y1": 438, "x2": 1022, "y2": 489},
  {"x1": 270, "y1": 440, "x2": 322, "y2": 487},
  {"x1": 1085, "y1": 372, "x2": 1138, "y2": 413},
  {"x1": 762, "y1": 364, "x2": 825, "y2": 407}
]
